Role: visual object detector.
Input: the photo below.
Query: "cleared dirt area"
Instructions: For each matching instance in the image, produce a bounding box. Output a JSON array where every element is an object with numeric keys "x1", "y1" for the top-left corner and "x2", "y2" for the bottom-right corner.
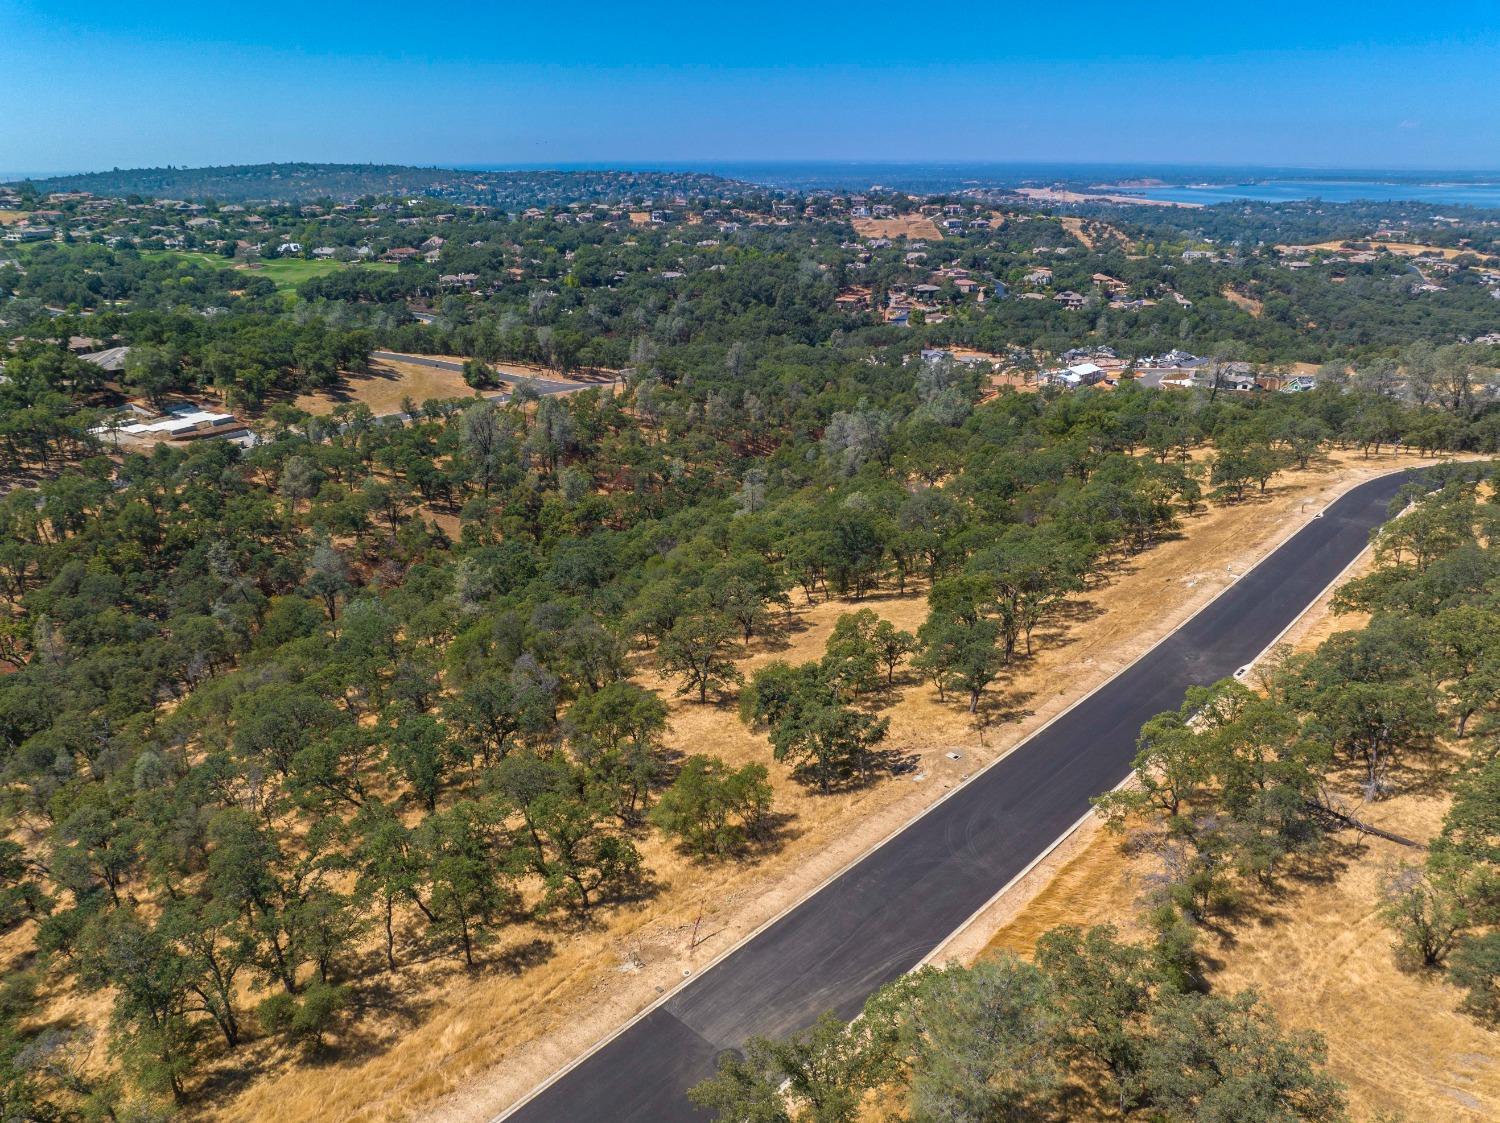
[
  {"x1": 1057, "y1": 215, "x2": 1131, "y2": 251},
  {"x1": 293, "y1": 358, "x2": 600, "y2": 418},
  {"x1": 967, "y1": 513, "x2": 1500, "y2": 1123},
  {"x1": 943, "y1": 349, "x2": 1045, "y2": 395},
  {"x1": 295, "y1": 359, "x2": 487, "y2": 416},
  {"x1": 1222, "y1": 286, "x2": 1264, "y2": 317},
  {"x1": 1288, "y1": 239, "x2": 1500, "y2": 265},
  {"x1": 917, "y1": 349, "x2": 1043, "y2": 396},
  {"x1": 852, "y1": 215, "x2": 942, "y2": 240},
  {"x1": 1059, "y1": 216, "x2": 1096, "y2": 248}
]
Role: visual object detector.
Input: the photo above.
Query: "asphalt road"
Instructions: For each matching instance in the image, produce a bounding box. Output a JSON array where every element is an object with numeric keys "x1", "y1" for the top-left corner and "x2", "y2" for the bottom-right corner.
[
  {"x1": 503, "y1": 468, "x2": 1416, "y2": 1123},
  {"x1": 369, "y1": 351, "x2": 583, "y2": 405}
]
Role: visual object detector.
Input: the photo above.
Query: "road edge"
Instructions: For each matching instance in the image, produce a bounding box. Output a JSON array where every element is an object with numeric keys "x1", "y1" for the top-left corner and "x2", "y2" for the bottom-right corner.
[{"x1": 917, "y1": 483, "x2": 1393, "y2": 968}]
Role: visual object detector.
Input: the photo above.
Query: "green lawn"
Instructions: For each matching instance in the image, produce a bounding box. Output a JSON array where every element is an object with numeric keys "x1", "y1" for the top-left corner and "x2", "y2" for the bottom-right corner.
[
  {"x1": 140, "y1": 249, "x2": 225, "y2": 269},
  {"x1": 143, "y1": 250, "x2": 398, "y2": 299},
  {"x1": 248, "y1": 257, "x2": 399, "y2": 289}
]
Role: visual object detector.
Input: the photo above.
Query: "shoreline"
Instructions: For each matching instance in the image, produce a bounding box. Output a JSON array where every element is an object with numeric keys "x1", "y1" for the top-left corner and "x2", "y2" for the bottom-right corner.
[{"x1": 1014, "y1": 186, "x2": 1203, "y2": 209}]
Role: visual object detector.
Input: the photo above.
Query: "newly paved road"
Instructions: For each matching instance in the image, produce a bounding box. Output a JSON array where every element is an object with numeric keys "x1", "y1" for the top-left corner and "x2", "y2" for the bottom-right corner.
[
  {"x1": 503, "y1": 469, "x2": 1416, "y2": 1123},
  {"x1": 369, "y1": 351, "x2": 584, "y2": 407}
]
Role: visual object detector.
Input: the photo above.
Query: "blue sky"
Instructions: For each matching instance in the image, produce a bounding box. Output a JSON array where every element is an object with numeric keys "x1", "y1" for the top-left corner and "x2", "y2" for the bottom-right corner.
[{"x1": 4, "y1": 0, "x2": 1500, "y2": 175}]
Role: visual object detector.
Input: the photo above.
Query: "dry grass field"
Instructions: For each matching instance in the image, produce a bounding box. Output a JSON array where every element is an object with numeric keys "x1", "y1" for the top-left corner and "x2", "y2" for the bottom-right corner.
[
  {"x1": 1222, "y1": 286, "x2": 1265, "y2": 317},
  {"x1": 295, "y1": 359, "x2": 488, "y2": 416},
  {"x1": 293, "y1": 358, "x2": 598, "y2": 418},
  {"x1": 851, "y1": 215, "x2": 942, "y2": 241},
  {"x1": 1289, "y1": 239, "x2": 1500, "y2": 265},
  {"x1": 1057, "y1": 215, "x2": 1132, "y2": 251},
  {"x1": 1058, "y1": 215, "x2": 1098, "y2": 248}
]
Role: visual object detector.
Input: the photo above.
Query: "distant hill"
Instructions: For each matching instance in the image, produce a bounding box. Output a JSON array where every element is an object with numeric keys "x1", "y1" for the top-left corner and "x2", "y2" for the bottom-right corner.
[{"x1": 7, "y1": 162, "x2": 745, "y2": 206}]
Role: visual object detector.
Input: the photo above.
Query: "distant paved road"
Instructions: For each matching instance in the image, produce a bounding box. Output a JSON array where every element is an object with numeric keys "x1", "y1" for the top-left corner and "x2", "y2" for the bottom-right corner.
[
  {"x1": 501, "y1": 468, "x2": 1417, "y2": 1123},
  {"x1": 368, "y1": 351, "x2": 588, "y2": 421}
]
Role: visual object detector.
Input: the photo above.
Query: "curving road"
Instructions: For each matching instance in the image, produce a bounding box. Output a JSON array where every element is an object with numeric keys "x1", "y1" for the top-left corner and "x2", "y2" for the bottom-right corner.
[
  {"x1": 501, "y1": 469, "x2": 1416, "y2": 1123},
  {"x1": 367, "y1": 352, "x2": 592, "y2": 423}
]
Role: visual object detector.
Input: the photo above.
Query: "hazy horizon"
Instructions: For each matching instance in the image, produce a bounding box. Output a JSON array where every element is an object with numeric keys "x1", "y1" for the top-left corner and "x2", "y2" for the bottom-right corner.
[
  {"x1": 6, "y1": 1, "x2": 1500, "y2": 173},
  {"x1": 12, "y1": 159, "x2": 1500, "y2": 185}
]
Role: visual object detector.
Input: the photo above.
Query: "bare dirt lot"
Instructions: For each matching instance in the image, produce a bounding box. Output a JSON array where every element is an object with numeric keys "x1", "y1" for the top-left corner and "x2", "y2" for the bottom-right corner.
[
  {"x1": 941, "y1": 349, "x2": 1046, "y2": 395},
  {"x1": 1057, "y1": 215, "x2": 1132, "y2": 251},
  {"x1": 1222, "y1": 286, "x2": 1265, "y2": 317},
  {"x1": 852, "y1": 215, "x2": 942, "y2": 241},
  {"x1": 1287, "y1": 240, "x2": 1500, "y2": 265},
  {"x1": 295, "y1": 359, "x2": 488, "y2": 416},
  {"x1": 293, "y1": 358, "x2": 597, "y2": 418}
]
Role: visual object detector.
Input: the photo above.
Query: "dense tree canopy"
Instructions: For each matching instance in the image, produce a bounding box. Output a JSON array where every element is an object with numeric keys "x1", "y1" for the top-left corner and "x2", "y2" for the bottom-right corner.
[{"x1": 3, "y1": 178, "x2": 1500, "y2": 1116}]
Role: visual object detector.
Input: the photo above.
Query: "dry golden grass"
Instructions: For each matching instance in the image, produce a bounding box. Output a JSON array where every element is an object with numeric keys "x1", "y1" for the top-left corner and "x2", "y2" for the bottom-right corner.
[
  {"x1": 292, "y1": 359, "x2": 601, "y2": 418},
  {"x1": 1058, "y1": 216, "x2": 1097, "y2": 248},
  {"x1": 1288, "y1": 240, "x2": 1500, "y2": 265},
  {"x1": 295, "y1": 360, "x2": 486, "y2": 416},
  {"x1": 1057, "y1": 215, "x2": 1132, "y2": 251},
  {"x1": 1210, "y1": 786, "x2": 1499, "y2": 1122},
  {"x1": 989, "y1": 777, "x2": 1500, "y2": 1122},
  {"x1": 0, "y1": 210, "x2": 29, "y2": 226},
  {"x1": 1222, "y1": 286, "x2": 1264, "y2": 317},
  {"x1": 851, "y1": 215, "x2": 943, "y2": 241}
]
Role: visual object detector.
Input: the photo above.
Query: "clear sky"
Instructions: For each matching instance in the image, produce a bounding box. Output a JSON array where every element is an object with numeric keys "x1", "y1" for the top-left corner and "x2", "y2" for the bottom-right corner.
[{"x1": 5, "y1": 0, "x2": 1500, "y2": 176}]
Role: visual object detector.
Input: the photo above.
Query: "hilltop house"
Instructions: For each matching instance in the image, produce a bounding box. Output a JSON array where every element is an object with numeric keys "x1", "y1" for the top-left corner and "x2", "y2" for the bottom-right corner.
[{"x1": 3, "y1": 226, "x2": 52, "y2": 243}]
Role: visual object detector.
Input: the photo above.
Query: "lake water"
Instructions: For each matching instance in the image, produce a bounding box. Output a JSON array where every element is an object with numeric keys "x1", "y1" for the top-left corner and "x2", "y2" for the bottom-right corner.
[
  {"x1": 1118, "y1": 179, "x2": 1500, "y2": 208},
  {"x1": 466, "y1": 161, "x2": 1500, "y2": 210}
]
